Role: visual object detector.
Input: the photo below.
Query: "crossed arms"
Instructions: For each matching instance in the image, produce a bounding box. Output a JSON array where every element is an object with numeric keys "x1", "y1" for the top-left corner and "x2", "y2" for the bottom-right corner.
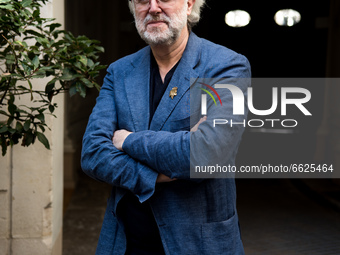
[
  {"x1": 112, "y1": 117, "x2": 207, "y2": 183},
  {"x1": 81, "y1": 66, "x2": 204, "y2": 202}
]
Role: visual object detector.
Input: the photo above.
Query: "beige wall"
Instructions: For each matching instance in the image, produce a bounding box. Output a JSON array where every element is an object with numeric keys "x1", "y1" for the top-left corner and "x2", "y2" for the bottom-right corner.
[{"x1": 0, "y1": 1, "x2": 65, "y2": 254}]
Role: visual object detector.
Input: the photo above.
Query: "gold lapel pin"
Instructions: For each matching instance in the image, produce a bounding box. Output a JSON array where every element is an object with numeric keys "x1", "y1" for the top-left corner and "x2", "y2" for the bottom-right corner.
[{"x1": 169, "y1": 87, "x2": 178, "y2": 99}]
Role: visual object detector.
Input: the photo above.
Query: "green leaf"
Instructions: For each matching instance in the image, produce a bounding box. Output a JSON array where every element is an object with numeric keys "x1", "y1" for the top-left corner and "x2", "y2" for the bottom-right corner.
[
  {"x1": 60, "y1": 68, "x2": 76, "y2": 81},
  {"x1": 28, "y1": 52, "x2": 35, "y2": 61},
  {"x1": 45, "y1": 82, "x2": 55, "y2": 94},
  {"x1": 94, "y1": 82, "x2": 101, "y2": 91},
  {"x1": 87, "y1": 58, "x2": 94, "y2": 68},
  {"x1": 69, "y1": 84, "x2": 77, "y2": 97},
  {"x1": 24, "y1": 132, "x2": 34, "y2": 147},
  {"x1": 1, "y1": 141, "x2": 7, "y2": 156},
  {"x1": 0, "y1": 0, "x2": 11, "y2": 3},
  {"x1": 36, "y1": 132, "x2": 50, "y2": 149},
  {"x1": 33, "y1": 9, "x2": 40, "y2": 18},
  {"x1": 7, "y1": 117, "x2": 14, "y2": 126},
  {"x1": 0, "y1": 4, "x2": 13, "y2": 10},
  {"x1": 25, "y1": 29, "x2": 44, "y2": 38},
  {"x1": 8, "y1": 127, "x2": 16, "y2": 134},
  {"x1": 9, "y1": 95, "x2": 14, "y2": 104},
  {"x1": 8, "y1": 104, "x2": 16, "y2": 115},
  {"x1": 49, "y1": 105, "x2": 55, "y2": 113},
  {"x1": 64, "y1": 33, "x2": 74, "y2": 42},
  {"x1": 15, "y1": 40, "x2": 28, "y2": 48},
  {"x1": 39, "y1": 125, "x2": 45, "y2": 132},
  {"x1": 45, "y1": 69, "x2": 55, "y2": 77},
  {"x1": 27, "y1": 80, "x2": 33, "y2": 100},
  {"x1": 48, "y1": 23, "x2": 62, "y2": 33},
  {"x1": 6, "y1": 54, "x2": 15, "y2": 65},
  {"x1": 74, "y1": 62, "x2": 82, "y2": 70},
  {"x1": 21, "y1": 62, "x2": 32, "y2": 75},
  {"x1": 16, "y1": 122, "x2": 23, "y2": 132},
  {"x1": 48, "y1": 91, "x2": 54, "y2": 102},
  {"x1": 81, "y1": 78, "x2": 94, "y2": 88},
  {"x1": 95, "y1": 46, "x2": 105, "y2": 53},
  {"x1": 36, "y1": 113, "x2": 45, "y2": 122},
  {"x1": 76, "y1": 82, "x2": 86, "y2": 98},
  {"x1": 21, "y1": 0, "x2": 32, "y2": 8},
  {"x1": 24, "y1": 119, "x2": 31, "y2": 131},
  {"x1": 32, "y1": 73, "x2": 46, "y2": 79},
  {"x1": 78, "y1": 56, "x2": 88, "y2": 66},
  {"x1": 11, "y1": 133, "x2": 21, "y2": 145},
  {"x1": 32, "y1": 56, "x2": 40, "y2": 69},
  {"x1": 0, "y1": 125, "x2": 8, "y2": 133},
  {"x1": 36, "y1": 37, "x2": 50, "y2": 47}
]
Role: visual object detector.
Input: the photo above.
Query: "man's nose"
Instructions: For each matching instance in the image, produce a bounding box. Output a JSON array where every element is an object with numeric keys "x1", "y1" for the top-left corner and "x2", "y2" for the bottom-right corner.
[{"x1": 149, "y1": 0, "x2": 162, "y2": 15}]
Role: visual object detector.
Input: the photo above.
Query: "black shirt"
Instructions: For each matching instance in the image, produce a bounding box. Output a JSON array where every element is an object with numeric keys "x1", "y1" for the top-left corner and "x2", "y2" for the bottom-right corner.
[
  {"x1": 150, "y1": 54, "x2": 180, "y2": 122},
  {"x1": 118, "y1": 54, "x2": 180, "y2": 255}
]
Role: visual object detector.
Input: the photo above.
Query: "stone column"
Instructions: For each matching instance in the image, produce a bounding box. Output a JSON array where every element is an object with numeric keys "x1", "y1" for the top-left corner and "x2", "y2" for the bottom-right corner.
[
  {"x1": 0, "y1": 1, "x2": 65, "y2": 254},
  {"x1": 0, "y1": 151, "x2": 11, "y2": 254}
]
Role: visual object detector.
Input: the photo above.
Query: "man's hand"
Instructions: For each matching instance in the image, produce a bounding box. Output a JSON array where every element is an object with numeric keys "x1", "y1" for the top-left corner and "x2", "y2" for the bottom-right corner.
[
  {"x1": 156, "y1": 173, "x2": 176, "y2": 183},
  {"x1": 112, "y1": 129, "x2": 132, "y2": 151},
  {"x1": 113, "y1": 117, "x2": 206, "y2": 182},
  {"x1": 156, "y1": 117, "x2": 207, "y2": 183},
  {"x1": 190, "y1": 116, "x2": 207, "y2": 132}
]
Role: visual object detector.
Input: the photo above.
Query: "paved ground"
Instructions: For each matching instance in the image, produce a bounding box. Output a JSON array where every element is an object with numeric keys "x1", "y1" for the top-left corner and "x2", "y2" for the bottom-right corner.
[
  {"x1": 237, "y1": 179, "x2": 340, "y2": 255},
  {"x1": 63, "y1": 172, "x2": 111, "y2": 255},
  {"x1": 63, "y1": 174, "x2": 340, "y2": 254}
]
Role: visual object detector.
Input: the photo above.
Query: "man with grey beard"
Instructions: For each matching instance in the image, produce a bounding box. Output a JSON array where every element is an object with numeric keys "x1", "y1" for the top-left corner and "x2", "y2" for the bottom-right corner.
[{"x1": 81, "y1": 0, "x2": 251, "y2": 254}]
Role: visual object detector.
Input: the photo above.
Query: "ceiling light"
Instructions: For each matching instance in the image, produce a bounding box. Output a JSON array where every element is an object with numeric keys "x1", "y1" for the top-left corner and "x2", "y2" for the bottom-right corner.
[
  {"x1": 225, "y1": 10, "x2": 251, "y2": 28},
  {"x1": 274, "y1": 9, "x2": 301, "y2": 27}
]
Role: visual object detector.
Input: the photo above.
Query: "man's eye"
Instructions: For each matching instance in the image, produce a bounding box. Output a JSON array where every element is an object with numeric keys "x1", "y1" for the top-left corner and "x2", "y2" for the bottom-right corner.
[{"x1": 135, "y1": 0, "x2": 149, "y2": 4}]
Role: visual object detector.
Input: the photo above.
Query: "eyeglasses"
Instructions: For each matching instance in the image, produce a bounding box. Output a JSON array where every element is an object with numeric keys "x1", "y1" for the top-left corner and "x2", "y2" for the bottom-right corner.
[{"x1": 131, "y1": 0, "x2": 173, "y2": 7}]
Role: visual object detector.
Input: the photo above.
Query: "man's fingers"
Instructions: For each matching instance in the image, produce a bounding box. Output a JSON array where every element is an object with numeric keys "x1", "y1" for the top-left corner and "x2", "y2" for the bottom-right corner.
[
  {"x1": 156, "y1": 174, "x2": 176, "y2": 183},
  {"x1": 197, "y1": 116, "x2": 207, "y2": 125},
  {"x1": 112, "y1": 129, "x2": 132, "y2": 151},
  {"x1": 190, "y1": 116, "x2": 207, "y2": 132}
]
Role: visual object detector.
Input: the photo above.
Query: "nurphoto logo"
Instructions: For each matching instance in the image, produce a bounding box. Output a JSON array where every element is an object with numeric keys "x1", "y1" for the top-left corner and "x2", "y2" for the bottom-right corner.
[{"x1": 200, "y1": 83, "x2": 312, "y2": 128}]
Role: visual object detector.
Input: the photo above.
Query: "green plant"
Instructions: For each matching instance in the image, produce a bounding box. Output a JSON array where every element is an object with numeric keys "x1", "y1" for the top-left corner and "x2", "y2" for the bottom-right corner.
[{"x1": 0, "y1": 0, "x2": 106, "y2": 156}]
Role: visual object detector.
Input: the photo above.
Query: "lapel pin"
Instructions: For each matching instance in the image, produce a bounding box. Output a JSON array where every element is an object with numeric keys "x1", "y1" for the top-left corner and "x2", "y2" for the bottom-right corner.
[{"x1": 169, "y1": 87, "x2": 178, "y2": 99}]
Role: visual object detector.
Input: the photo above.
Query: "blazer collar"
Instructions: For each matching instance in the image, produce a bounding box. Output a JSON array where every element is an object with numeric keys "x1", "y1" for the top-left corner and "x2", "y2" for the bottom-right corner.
[
  {"x1": 124, "y1": 47, "x2": 151, "y2": 131},
  {"x1": 125, "y1": 32, "x2": 201, "y2": 131}
]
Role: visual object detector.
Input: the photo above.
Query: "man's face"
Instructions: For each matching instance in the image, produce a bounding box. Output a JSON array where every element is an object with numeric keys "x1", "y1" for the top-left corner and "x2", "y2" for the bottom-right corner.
[{"x1": 133, "y1": 0, "x2": 189, "y2": 46}]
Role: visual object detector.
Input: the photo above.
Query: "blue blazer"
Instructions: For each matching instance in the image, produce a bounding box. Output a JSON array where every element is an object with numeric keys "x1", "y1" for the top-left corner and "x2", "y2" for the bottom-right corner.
[{"x1": 81, "y1": 33, "x2": 251, "y2": 255}]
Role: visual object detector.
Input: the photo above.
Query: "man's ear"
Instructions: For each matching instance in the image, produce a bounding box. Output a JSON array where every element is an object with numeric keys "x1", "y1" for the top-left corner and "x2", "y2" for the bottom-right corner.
[{"x1": 187, "y1": 0, "x2": 196, "y2": 15}]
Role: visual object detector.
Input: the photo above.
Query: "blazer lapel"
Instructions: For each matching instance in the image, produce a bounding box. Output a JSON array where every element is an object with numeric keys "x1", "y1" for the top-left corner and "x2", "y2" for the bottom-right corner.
[
  {"x1": 124, "y1": 48, "x2": 151, "y2": 132},
  {"x1": 150, "y1": 33, "x2": 201, "y2": 131}
]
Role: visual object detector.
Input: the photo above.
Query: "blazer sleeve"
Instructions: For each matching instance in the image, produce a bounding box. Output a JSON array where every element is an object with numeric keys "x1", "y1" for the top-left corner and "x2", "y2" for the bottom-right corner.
[
  {"x1": 81, "y1": 65, "x2": 158, "y2": 203},
  {"x1": 122, "y1": 54, "x2": 251, "y2": 180}
]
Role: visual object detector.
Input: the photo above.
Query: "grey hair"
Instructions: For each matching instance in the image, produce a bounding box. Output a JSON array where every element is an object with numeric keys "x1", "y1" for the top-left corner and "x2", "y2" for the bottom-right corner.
[
  {"x1": 128, "y1": 0, "x2": 206, "y2": 29},
  {"x1": 187, "y1": 0, "x2": 205, "y2": 28}
]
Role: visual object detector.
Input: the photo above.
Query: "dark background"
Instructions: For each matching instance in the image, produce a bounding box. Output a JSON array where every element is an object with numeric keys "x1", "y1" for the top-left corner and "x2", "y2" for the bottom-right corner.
[{"x1": 62, "y1": 1, "x2": 340, "y2": 254}]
